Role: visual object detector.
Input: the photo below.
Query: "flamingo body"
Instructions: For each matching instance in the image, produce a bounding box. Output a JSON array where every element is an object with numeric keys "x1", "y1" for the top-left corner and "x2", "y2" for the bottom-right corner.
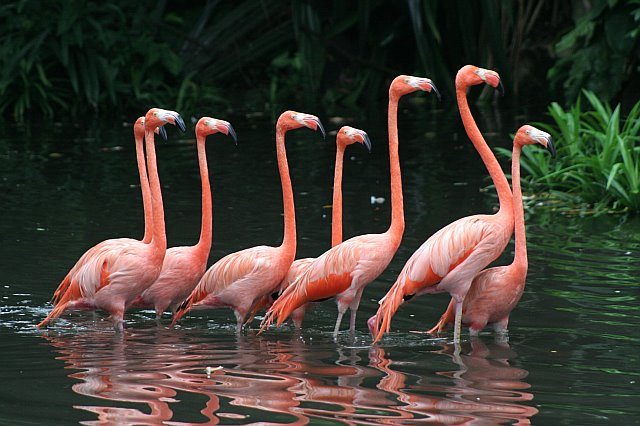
[
  {"x1": 263, "y1": 232, "x2": 398, "y2": 333},
  {"x1": 133, "y1": 246, "x2": 209, "y2": 315},
  {"x1": 428, "y1": 266, "x2": 525, "y2": 335},
  {"x1": 428, "y1": 125, "x2": 555, "y2": 336},
  {"x1": 38, "y1": 108, "x2": 186, "y2": 330},
  {"x1": 261, "y1": 77, "x2": 439, "y2": 336},
  {"x1": 369, "y1": 66, "x2": 513, "y2": 343},
  {"x1": 272, "y1": 126, "x2": 372, "y2": 329},
  {"x1": 172, "y1": 111, "x2": 325, "y2": 331},
  {"x1": 132, "y1": 117, "x2": 236, "y2": 318},
  {"x1": 50, "y1": 117, "x2": 161, "y2": 304},
  {"x1": 174, "y1": 245, "x2": 292, "y2": 327}
]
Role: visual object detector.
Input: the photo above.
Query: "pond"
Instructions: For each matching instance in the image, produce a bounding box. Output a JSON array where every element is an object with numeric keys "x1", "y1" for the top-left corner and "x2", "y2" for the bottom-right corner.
[{"x1": 1, "y1": 100, "x2": 639, "y2": 425}]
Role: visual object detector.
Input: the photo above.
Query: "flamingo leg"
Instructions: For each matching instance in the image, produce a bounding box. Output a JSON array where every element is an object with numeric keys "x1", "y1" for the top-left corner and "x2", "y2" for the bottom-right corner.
[
  {"x1": 333, "y1": 309, "x2": 346, "y2": 338},
  {"x1": 453, "y1": 298, "x2": 464, "y2": 344},
  {"x1": 235, "y1": 310, "x2": 245, "y2": 334},
  {"x1": 348, "y1": 288, "x2": 364, "y2": 334},
  {"x1": 111, "y1": 313, "x2": 124, "y2": 333}
]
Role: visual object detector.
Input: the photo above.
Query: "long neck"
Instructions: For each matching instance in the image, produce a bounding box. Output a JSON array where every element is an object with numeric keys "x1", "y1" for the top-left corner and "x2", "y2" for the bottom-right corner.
[
  {"x1": 387, "y1": 93, "x2": 404, "y2": 240},
  {"x1": 144, "y1": 129, "x2": 167, "y2": 254},
  {"x1": 135, "y1": 133, "x2": 153, "y2": 244},
  {"x1": 456, "y1": 87, "x2": 513, "y2": 215},
  {"x1": 511, "y1": 144, "x2": 527, "y2": 269},
  {"x1": 331, "y1": 144, "x2": 346, "y2": 247},
  {"x1": 276, "y1": 128, "x2": 296, "y2": 259},
  {"x1": 195, "y1": 135, "x2": 212, "y2": 256}
]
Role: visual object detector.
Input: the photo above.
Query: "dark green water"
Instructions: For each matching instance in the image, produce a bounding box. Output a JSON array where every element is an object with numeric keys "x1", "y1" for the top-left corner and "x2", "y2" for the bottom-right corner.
[{"x1": 1, "y1": 102, "x2": 639, "y2": 425}]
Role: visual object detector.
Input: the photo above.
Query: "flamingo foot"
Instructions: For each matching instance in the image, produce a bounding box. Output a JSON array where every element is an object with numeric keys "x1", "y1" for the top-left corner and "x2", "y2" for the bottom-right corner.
[{"x1": 367, "y1": 315, "x2": 378, "y2": 338}]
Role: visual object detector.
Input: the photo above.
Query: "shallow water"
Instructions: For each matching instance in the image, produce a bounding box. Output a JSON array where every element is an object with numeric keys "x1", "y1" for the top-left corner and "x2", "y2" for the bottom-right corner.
[{"x1": 1, "y1": 103, "x2": 639, "y2": 424}]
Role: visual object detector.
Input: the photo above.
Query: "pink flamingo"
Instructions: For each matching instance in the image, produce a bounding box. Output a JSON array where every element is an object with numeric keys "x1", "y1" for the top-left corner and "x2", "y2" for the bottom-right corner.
[
  {"x1": 426, "y1": 125, "x2": 555, "y2": 336},
  {"x1": 265, "y1": 126, "x2": 372, "y2": 329},
  {"x1": 38, "y1": 108, "x2": 186, "y2": 331},
  {"x1": 132, "y1": 117, "x2": 237, "y2": 318},
  {"x1": 49, "y1": 117, "x2": 165, "y2": 304},
  {"x1": 259, "y1": 76, "x2": 439, "y2": 337},
  {"x1": 368, "y1": 65, "x2": 512, "y2": 344},
  {"x1": 171, "y1": 111, "x2": 325, "y2": 331}
]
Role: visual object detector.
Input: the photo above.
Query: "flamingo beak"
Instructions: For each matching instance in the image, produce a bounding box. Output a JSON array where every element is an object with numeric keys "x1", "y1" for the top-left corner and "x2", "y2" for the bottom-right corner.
[
  {"x1": 227, "y1": 123, "x2": 238, "y2": 145},
  {"x1": 427, "y1": 81, "x2": 441, "y2": 101},
  {"x1": 483, "y1": 71, "x2": 504, "y2": 96},
  {"x1": 157, "y1": 125, "x2": 168, "y2": 141},
  {"x1": 175, "y1": 114, "x2": 187, "y2": 132},
  {"x1": 304, "y1": 116, "x2": 326, "y2": 139},
  {"x1": 416, "y1": 79, "x2": 441, "y2": 101},
  {"x1": 355, "y1": 131, "x2": 372, "y2": 153},
  {"x1": 545, "y1": 136, "x2": 556, "y2": 158},
  {"x1": 216, "y1": 121, "x2": 237, "y2": 145}
]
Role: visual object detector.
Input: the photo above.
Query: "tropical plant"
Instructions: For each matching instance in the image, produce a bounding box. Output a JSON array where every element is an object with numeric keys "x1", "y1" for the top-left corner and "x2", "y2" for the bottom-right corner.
[
  {"x1": 1, "y1": 1, "x2": 637, "y2": 121},
  {"x1": 497, "y1": 90, "x2": 640, "y2": 214},
  {"x1": 548, "y1": 0, "x2": 640, "y2": 103}
]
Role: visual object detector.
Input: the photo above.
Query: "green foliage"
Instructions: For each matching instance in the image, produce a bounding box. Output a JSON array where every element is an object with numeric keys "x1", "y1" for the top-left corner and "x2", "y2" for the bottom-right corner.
[
  {"x1": 548, "y1": 0, "x2": 640, "y2": 103},
  {"x1": 0, "y1": 1, "x2": 637, "y2": 120},
  {"x1": 498, "y1": 91, "x2": 640, "y2": 214}
]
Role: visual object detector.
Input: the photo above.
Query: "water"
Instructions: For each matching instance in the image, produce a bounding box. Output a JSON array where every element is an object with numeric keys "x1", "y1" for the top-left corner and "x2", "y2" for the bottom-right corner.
[{"x1": 1, "y1": 103, "x2": 640, "y2": 424}]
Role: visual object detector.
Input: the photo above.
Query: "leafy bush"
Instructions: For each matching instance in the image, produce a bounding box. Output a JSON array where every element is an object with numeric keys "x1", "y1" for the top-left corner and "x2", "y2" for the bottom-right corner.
[
  {"x1": 497, "y1": 91, "x2": 640, "y2": 214},
  {"x1": 548, "y1": 0, "x2": 640, "y2": 103},
  {"x1": 1, "y1": 1, "x2": 638, "y2": 121}
]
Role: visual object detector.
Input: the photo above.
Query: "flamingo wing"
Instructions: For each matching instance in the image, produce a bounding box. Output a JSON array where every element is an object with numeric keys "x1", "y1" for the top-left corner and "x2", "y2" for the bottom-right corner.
[
  {"x1": 372, "y1": 215, "x2": 504, "y2": 340},
  {"x1": 261, "y1": 233, "x2": 388, "y2": 329},
  {"x1": 37, "y1": 245, "x2": 122, "y2": 327},
  {"x1": 51, "y1": 238, "x2": 136, "y2": 303},
  {"x1": 174, "y1": 245, "x2": 278, "y2": 319}
]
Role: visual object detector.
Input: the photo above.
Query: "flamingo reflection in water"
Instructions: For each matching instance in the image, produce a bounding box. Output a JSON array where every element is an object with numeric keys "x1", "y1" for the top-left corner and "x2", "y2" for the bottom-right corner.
[
  {"x1": 369, "y1": 338, "x2": 538, "y2": 424},
  {"x1": 42, "y1": 330, "x2": 177, "y2": 424},
  {"x1": 41, "y1": 326, "x2": 536, "y2": 424},
  {"x1": 42, "y1": 327, "x2": 309, "y2": 424}
]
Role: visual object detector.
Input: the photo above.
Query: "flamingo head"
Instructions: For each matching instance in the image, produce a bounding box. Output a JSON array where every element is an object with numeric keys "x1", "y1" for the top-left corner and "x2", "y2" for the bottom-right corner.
[
  {"x1": 134, "y1": 116, "x2": 167, "y2": 141},
  {"x1": 196, "y1": 117, "x2": 237, "y2": 144},
  {"x1": 390, "y1": 75, "x2": 440, "y2": 99},
  {"x1": 144, "y1": 108, "x2": 187, "y2": 134},
  {"x1": 516, "y1": 125, "x2": 556, "y2": 157},
  {"x1": 336, "y1": 126, "x2": 371, "y2": 152},
  {"x1": 277, "y1": 110, "x2": 326, "y2": 139},
  {"x1": 456, "y1": 65, "x2": 504, "y2": 96}
]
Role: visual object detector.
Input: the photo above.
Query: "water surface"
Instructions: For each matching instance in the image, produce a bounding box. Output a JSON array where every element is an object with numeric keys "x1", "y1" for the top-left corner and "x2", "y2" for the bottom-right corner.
[{"x1": 1, "y1": 104, "x2": 639, "y2": 424}]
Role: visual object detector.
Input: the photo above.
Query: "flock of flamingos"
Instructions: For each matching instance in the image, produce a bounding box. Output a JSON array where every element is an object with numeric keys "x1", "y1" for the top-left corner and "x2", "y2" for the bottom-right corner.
[{"x1": 37, "y1": 65, "x2": 555, "y2": 344}]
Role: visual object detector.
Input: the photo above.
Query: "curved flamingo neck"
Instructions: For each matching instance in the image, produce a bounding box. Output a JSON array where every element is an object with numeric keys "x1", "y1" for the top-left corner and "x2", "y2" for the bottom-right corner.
[
  {"x1": 144, "y1": 129, "x2": 167, "y2": 254},
  {"x1": 331, "y1": 144, "x2": 346, "y2": 247},
  {"x1": 195, "y1": 134, "x2": 212, "y2": 257},
  {"x1": 276, "y1": 127, "x2": 296, "y2": 260},
  {"x1": 386, "y1": 92, "x2": 404, "y2": 242},
  {"x1": 456, "y1": 86, "x2": 513, "y2": 217},
  {"x1": 135, "y1": 132, "x2": 153, "y2": 244},
  {"x1": 511, "y1": 144, "x2": 527, "y2": 270}
]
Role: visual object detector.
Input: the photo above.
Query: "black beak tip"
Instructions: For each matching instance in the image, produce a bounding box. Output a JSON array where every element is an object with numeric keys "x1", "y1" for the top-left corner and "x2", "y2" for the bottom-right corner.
[
  {"x1": 317, "y1": 120, "x2": 326, "y2": 140},
  {"x1": 159, "y1": 125, "x2": 168, "y2": 141},
  {"x1": 228, "y1": 124, "x2": 238, "y2": 145},
  {"x1": 176, "y1": 115, "x2": 186, "y2": 132},
  {"x1": 431, "y1": 83, "x2": 441, "y2": 101},
  {"x1": 363, "y1": 134, "x2": 372, "y2": 153},
  {"x1": 497, "y1": 80, "x2": 505, "y2": 97},
  {"x1": 547, "y1": 138, "x2": 557, "y2": 158}
]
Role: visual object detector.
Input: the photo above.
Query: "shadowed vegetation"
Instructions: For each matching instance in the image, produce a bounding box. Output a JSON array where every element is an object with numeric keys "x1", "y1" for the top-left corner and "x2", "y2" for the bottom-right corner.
[{"x1": 1, "y1": 0, "x2": 638, "y2": 121}]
